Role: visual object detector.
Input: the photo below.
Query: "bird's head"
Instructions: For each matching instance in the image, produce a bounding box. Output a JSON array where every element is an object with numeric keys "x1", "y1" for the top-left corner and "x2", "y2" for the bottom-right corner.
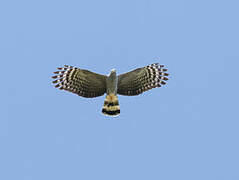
[
  {"x1": 108, "y1": 68, "x2": 116, "y2": 77},
  {"x1": 111, "y1": 68, "x2": 116, "y2": 73}
]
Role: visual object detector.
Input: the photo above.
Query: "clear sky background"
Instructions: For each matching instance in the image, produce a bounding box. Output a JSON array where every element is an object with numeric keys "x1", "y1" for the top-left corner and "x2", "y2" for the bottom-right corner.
[{"x1": 1, "y1": 0, "x2": 239, "y2": 179}]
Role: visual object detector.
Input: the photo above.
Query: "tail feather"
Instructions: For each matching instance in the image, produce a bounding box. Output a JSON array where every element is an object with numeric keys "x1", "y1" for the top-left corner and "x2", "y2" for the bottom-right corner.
[{"x1": 102, "y1": 94, "x2": 120, "y2": 117}]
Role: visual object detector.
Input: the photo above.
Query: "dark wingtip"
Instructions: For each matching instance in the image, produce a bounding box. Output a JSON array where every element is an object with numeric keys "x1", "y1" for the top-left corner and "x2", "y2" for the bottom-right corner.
[
  {"x1": 55, "y1": 84, "x2": 60, "y2": 88},
  {"x1": 52, "y1": 75, "x2": 58, "y2": 79},
  {"x1": 162, "y1": 77, "x2": 169, "y2": 81},
  {"x1": 52, "y1": 80, "x2": 58, "y2": 84}
]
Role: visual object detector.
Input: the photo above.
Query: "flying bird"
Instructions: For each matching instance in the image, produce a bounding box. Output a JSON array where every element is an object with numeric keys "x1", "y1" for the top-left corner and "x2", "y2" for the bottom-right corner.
[{"x1": 52, "y1": 63, "x2": 169, "y2": 116}]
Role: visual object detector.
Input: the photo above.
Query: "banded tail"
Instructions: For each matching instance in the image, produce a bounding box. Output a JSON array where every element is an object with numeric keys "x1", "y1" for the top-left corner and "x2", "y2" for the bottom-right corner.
[{"x1": 102, "y1": 94, "x2": 120, "y2": 116}]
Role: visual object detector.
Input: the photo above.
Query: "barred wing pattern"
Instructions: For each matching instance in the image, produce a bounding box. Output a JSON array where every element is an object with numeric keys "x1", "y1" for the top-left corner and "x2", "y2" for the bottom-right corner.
[
  {"x1": 117, "y1": 63, "x2": 169, "y2": 96},
  {"x1": 52, "y1": 65, "x2": 107, "y2": 98}
]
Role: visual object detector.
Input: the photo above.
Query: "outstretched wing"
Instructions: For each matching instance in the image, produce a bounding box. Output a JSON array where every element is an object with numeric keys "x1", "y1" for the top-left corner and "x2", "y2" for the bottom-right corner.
[
  {"x1": 52, "y1": 65, "x2": 107, "y2": 98},
  {"x1": 117, "y1": 63, "x2": 169, "y2": 96}
]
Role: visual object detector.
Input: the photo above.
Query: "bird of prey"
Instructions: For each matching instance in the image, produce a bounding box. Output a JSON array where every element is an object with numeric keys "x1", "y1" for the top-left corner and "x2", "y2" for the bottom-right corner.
[{"x1": 52, "y1": 63, "x2": 169, "y2": 116}]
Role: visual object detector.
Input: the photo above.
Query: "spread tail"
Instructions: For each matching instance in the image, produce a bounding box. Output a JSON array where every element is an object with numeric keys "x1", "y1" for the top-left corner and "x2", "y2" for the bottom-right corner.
[{"x1": 102, "y1": 94, "x2": 120, "y2": 117}]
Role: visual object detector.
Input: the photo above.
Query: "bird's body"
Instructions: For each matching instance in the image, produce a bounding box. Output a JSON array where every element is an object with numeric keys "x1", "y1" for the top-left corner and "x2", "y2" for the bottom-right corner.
[
  {"x1": 102, "y1": 69, "x2": 120, "y2": 116},
  {"x1": 106, "y1": 69, "x2": 118, "y2": 95},
  {"x1": 52, "y1": 63, "x2": 169, "y2": 116}
]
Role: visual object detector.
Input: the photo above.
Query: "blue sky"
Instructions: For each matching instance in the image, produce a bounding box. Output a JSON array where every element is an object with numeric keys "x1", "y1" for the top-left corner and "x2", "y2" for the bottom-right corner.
[{"x1": 1, "y1": 0, "x2": 239, "y2": 179}]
